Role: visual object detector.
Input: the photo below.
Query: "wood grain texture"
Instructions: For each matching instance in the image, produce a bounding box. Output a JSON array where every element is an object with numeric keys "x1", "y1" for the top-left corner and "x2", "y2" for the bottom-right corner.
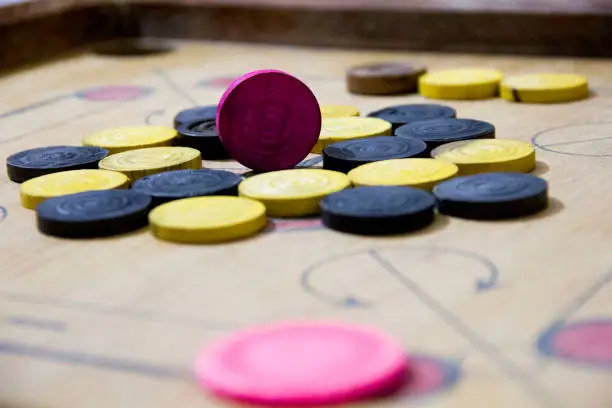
[
  {"x1": 0, "y1": 0, "x2": 106, "y2": 25},
  {"x1": 134, "y1": 3, "x2": 612, "y2": 56},
  {"x1": 131, "y1": 0, "x2": 612, "y2": 13},
  {"x1": 0, "y1": 5, "x2": 118, "y2": 71},
  {"x1": 1, "y1": 39, "x2": 612, "y2": 408},
  {"x1": 0, "y1": 0, "x2": 611, "y2": 73}
]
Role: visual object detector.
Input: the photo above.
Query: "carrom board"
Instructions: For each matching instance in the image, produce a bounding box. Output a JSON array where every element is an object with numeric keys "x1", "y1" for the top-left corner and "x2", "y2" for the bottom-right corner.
[{"x1": 1, "y1": 2, "x2": 612, "y2": 408}]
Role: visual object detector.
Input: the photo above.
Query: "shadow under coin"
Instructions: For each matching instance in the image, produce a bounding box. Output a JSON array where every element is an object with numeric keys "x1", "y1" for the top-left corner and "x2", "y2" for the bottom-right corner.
[
  {"x1": 262, "y1": 220, "x2": 277, "y2": 234},
  {"x1": 42, "y1": 226, "x2": 150, "y2": 242},
  {"x1": 522, "y1": 197, "x2": 564, "y2": 220},
  {"x1": 361, "y1": 354, "x2": 462, "y2": 403},
  {"x1": 460, "y1": 197, "x2": 564, "y2": 223},
  {"x1": 414, "y1": 213, "x2": 450, "y2": 236},
  {"x1": 327, "y1": 213, "x2": 451, "y2": 239},
  {"x1": 532, "y1": 161, "x2": 550, "y2": 176},
  {"x1": 241, "y1": 170, "x2": 263, "y2": 178},
  {"x1": 586, "y1": 89, "x2": 607, "y2": 100},
  {"x1": 363, "y1": 368, "x2": 411, "y2": 401}
]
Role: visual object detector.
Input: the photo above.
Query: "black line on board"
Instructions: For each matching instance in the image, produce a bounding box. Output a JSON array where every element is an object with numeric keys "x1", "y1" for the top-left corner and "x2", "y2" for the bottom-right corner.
[
  {"x1": 0, "y1": 95, "x2": 70, "y2": 120},
  {"x1": 554, "y1": 268, "x2": 612, "y2": 322},
  {"x1": 0, "y1": 206, "x2": 7, "y2": 224},
  {"x1": 0, "y1": 101, "x2": 133, "y2": 145},
  {"x1": 541, "y1": 135, "x2": 612, "y2": 148},
  {"x1": 6, "y1": 316, "x2": 67, "y2": 332},
  {"x1": 0, "y1": 340, "x2": 189, "y2": 380},
  {"x1": 531, "y1": 122, "x2": 612, "y2": 157},
  {"x1": 295, "y1": 156, "x2": 323, "y2": 168},
  {"x1": 145, "y1": 109, "x2": 165, "y2": 125},
  {"x1": 0, "y1": 291, "x2": 239, "y2": 331},
  {"x1": 153, "y1": 69, "x2": 198, "y2": 107},
  {"x1": 300, "y1": 261, "x2": 370, "y2": 308},
  {"x1": 0, "y1": 339, "x2": 459, "y2": 385},
  {"x1": 368, "y1": 249, "x2": 564, "y2": 408},
  {"x1": 299, "y1": 245, "x2": 500, "y2": 308},
  {"x1": 533, "y1": 268, "x2": 612, "y2": 371}
]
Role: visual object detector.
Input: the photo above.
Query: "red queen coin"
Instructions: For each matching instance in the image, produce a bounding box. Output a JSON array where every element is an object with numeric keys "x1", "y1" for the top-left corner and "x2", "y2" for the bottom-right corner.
[{"x1": 216, "y1": 69, "x2": 322, "y2": 172}]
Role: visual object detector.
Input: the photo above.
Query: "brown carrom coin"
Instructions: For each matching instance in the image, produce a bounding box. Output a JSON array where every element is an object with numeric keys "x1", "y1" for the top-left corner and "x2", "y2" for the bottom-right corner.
[{"x1": 346, "y1": 63, "x2": 426, "y2": 95}]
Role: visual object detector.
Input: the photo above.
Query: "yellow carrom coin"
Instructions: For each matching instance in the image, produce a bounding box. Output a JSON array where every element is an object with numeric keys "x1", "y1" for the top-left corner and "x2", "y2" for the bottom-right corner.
[
  {"x1": 419, "y1": 68, "x2": 504, "y2": 100},
  {"x1": 431, "y1": 139, "x2": 536, "y2": 175},
  {"x1": 348, "y1": 158, "x2": 458, "y2": 190},
  {"x1": 313, "y1": 117, "x2": 392, "y2": 154},
  {"x1": 83, "y1": 126, "x2": 177, "y2": 154},
  {"x1": 149, "y1": 196, "x2": 267, "y2": 244},
  {"x1": 19, "y1": 169, "x2": 129, "y2": 210},
  {"x1": 500, "y1": 73, "x2": 589, "y2": 103},
  {"x1": 98, "y1": 146, "x2": 201, "y2": 182},
  {"x1": 320, "y1": 105, "x2": 360, "y2": 119},
  {"x1": 238, "y1": 169, "x2": 351, "y2": 217}
]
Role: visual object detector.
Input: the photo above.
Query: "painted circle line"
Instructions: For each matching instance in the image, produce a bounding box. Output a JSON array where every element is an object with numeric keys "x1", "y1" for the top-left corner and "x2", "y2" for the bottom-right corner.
[
  {"x1": 76, "y1": 85, "x2": 153, "y2": 101},
  {"x1": 301, "y1": 245, "x2": 499, "y2": 308},
  {"x1": 537, "y1": 319, "x2": 612, "y2": 368},
  {"x1": 402, "y1": 355, "x2": 461, "y2": 399},
  {"x1": 531, "y1": 122, "x2": 612, "y2": 157}
]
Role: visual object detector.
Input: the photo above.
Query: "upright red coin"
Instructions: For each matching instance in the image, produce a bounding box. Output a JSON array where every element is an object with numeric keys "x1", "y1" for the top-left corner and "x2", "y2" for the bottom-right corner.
[{"x1": 217, "y1": 69, "x2": 321, "y2": 172}]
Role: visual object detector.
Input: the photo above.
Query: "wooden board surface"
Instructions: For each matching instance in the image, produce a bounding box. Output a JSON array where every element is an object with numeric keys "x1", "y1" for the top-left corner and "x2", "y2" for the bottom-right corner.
[{"x1": 2, "y1": 40, "x2": 612, "y2": 408}]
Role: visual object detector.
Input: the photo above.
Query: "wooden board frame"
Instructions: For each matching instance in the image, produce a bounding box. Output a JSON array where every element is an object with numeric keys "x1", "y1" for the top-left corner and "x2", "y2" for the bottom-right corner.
[{"x1": 1, "y1": 0, "x2": 612, "y2": 72}]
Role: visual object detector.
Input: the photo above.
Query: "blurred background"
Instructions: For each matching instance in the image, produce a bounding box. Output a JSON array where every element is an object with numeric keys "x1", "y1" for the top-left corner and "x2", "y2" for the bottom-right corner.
[{"x1": 0, "y1": 0, "x2": 612, "y2": 72}]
